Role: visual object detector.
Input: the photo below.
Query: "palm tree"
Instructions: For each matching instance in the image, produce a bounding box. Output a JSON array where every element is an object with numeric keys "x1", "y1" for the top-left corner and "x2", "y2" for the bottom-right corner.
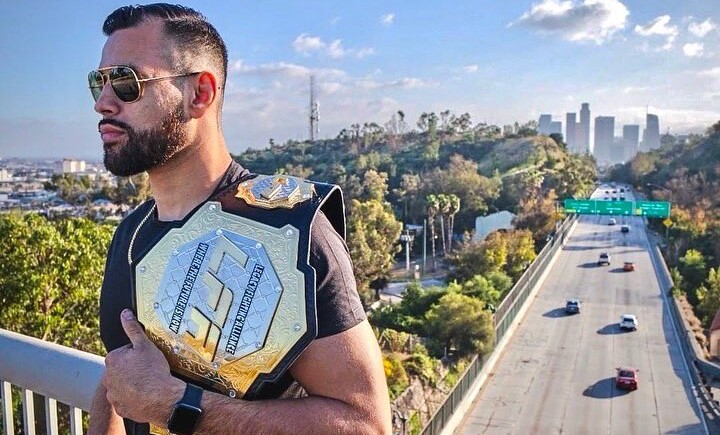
[
  {"x1": 437, "y1": 194, "x2": 450, "y2": 255},
  {"x1": 446, "y1": 194, "x2": 461, "y2": 253},
  {"x1": 426, "y1": 194, "x2": 440, "y2": 270}
]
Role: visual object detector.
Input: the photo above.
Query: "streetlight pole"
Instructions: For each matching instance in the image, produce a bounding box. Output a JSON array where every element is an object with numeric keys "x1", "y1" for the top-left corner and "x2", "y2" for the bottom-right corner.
[{"x1": 399, "y1": 230, "x2": 414, "y2": 273}]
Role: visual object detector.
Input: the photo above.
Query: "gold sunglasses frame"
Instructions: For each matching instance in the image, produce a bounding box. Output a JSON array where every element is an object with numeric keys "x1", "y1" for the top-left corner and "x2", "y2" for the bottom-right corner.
[{"x1": 89, "y1": 65, "x2": 200, "y2": 103}]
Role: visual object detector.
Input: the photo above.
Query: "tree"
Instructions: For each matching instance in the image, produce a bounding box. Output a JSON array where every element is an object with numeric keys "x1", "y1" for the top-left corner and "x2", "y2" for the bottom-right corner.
[
  {"x1": 679, "y1": 249, "x2": 707, "y2": 305},
  {"x1": 446, "y1": 194, "x2": 460, "y2": 253},
  {"x1": 0, "y1": 213, "x2": 114, "y2": 355},
  {"x1": 696, "y1": 267, "x2": 720, "y2": 327},
  {"x1": 426, "y1": 194, "x2": 440, "y2": 269},
  {"x1": 436, "y1": 194, "x2": 450, "y2": 255},
  {"x1": 425, "y1": 292, "x2": 495, "y2": 357},
  {"x1": 347, "y1": 199, "x2": 402, "y2": 305}
]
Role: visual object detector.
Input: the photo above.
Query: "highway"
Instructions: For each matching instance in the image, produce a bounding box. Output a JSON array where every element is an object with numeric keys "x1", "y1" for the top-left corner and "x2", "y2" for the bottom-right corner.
[{"x1": 458, "y1": 186, "x2": 706, "y2": 435}]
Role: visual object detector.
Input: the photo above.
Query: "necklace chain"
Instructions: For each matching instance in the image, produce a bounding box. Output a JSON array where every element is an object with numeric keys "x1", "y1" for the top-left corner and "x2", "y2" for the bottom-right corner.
[{"x1": 127, "y1": 202, "x2": 157, "y2": 266}]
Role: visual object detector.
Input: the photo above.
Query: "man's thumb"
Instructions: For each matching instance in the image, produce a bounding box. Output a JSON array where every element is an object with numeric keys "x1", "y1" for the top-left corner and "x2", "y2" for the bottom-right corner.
[{"x1": 120, "y1": 309, "x2": 148, "y2": 347}]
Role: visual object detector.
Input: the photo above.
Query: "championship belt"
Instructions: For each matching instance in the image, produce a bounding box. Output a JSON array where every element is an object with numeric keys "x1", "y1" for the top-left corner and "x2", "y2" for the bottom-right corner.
[{"x1": 132, "y1": 175, "x2": 329, "y2": 419}]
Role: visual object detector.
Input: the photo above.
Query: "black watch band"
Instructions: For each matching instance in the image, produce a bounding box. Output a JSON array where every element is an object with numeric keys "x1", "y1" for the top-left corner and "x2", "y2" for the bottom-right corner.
[{"x1": 167, "y1": 383, "x2": 204, "y2": 435}]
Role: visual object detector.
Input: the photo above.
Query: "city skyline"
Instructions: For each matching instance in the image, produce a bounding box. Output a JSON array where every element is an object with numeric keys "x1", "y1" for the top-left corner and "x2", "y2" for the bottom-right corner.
[{"x1": 1, "y1": 1, "x2": 719, "y2": 159}]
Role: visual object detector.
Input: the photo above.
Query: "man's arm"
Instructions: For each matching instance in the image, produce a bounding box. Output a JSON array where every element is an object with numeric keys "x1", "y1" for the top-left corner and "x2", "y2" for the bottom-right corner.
[
  {"x1": 87, "y1": 379, "x2": 127, "y2": 435},
  {"x1": 103, "y1": 309, "x2": 391, "y2": 435}
]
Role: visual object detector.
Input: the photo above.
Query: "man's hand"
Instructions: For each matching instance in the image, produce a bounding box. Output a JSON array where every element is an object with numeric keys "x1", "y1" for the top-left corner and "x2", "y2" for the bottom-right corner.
[{"x1": 103, "y1": 309, "x2": 184, "y2": 424}]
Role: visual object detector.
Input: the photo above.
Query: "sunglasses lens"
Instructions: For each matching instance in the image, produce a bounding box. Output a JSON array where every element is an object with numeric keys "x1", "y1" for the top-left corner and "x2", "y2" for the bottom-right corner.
[
  {"x1": 109, "y1": 67, "x2": 141, "y2": 102},
  {"x1": 88, "y1": 70, "x2": 105, "y2": 102}
]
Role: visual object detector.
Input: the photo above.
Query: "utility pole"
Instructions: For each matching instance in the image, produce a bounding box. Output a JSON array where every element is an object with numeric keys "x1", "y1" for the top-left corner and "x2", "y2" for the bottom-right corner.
[
  {"x1": 399, "y1": 229, "x2": 414, "y2": 273},
  {"x1": 422, "y1": 219, "x2": 427, "y2": 277}
]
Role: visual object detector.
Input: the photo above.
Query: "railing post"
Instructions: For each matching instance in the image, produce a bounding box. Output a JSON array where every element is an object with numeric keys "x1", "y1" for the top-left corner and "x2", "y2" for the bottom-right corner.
[
  {"x1": 1, "y1": 381, "x2": 14, "y2": 435},
  {"x1": 45, "y1": 396, "x2": 59, "y2": 435},
  {"x1": 22, "y1": 389, "x2": 36, "y2": 435}
]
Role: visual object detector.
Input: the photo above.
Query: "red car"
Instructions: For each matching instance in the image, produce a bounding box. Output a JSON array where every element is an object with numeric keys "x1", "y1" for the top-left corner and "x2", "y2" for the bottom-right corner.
[
  {"x1": 623, "y1": 262, "x2": 636, "y2": 272},
  {"x1": 616, "y1": 367, "x2": 639, "y2": 390}
]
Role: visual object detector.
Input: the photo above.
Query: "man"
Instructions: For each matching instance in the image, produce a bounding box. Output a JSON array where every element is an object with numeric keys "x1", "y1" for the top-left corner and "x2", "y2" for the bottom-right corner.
[{"x1": 87, "y1": 4, "x2": 391, "y2": 435}]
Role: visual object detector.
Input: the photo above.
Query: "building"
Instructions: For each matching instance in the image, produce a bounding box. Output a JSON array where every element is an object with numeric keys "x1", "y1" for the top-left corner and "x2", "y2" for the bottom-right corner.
[
  {"x1": 642, "y1": 113, "x2": 660, "y2": 151},
  {"x1": 549, "y1": 121, "x2": 562, "y2": 135},
  {"x1": 594, "y1": 116, "x2": 615, "y2": 164},
  {"x1": 58, "y1": 159, "x2": 86, "y2": 174},
  {"x1": 566, "y1": 113, "x2": 577, "y2": 152},
  {"x1": 538, "y1": 114, "x2": 553, "y2": 135},
  {"x1": 578, "y1": 103, "x2": 591, "y2": 154},
  {"x1": 622, "y1": 125, "x2": 640, "y2": 161}
]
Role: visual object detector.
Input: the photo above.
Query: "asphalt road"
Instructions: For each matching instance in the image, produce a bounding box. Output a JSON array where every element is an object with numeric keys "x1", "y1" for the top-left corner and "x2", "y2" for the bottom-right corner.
[{"x1": 458, "y1": 186, "x2": 706, "y2": 435}]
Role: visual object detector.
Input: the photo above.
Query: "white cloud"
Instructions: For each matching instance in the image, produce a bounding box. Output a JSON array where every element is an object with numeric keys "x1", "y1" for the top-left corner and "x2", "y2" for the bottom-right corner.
[
  {"x1": 514, "y1": 0, "x2": 629, "y2": 44},
  {"x1": 622, "y1": 86, "x2": 649, "y2": 94},
  {"x1": 683, "y1": 43, "x2": 704, "y2": 58},
  {"x1": 356, "y1": 77, "x2": 434, "y2": 90},
  {"x1": 230, "y1": 60, "x2": 347, "y2": 81},
  {"x1": 291, "y1": 33, "x2": 374, "y2": 59},
  {"x1": 698, "y1": 67, "x2": 720, "y2": 78},
  {"x1": 464, "y1": 64, "x2": 480, "y2": 73},
  {"x1": 688, "y1": 18, "x2": 717, "y2": 38},
  {"x1": 327, "y1": 40, "x2": 345, "y2": 58},
  {"x1": 381, "y1": 13, "x2": 395, "y2": 26},
  {"x1": 634, "y1": 15, "x2": 678, "y2": 50},
  {"x1": 292, "y1": 34, "x2": 325, "y2": 54}
]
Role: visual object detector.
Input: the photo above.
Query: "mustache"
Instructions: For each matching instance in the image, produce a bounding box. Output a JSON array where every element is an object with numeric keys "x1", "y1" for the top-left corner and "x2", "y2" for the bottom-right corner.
[{"x1": 98, "y1": 119, "x2": 132, "y2": 132}]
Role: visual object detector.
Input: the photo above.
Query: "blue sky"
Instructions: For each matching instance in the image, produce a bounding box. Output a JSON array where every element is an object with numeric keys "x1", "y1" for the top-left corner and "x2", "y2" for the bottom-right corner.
[{"x1": 0, "y1": 0, "x2": 718, "y2": 159}]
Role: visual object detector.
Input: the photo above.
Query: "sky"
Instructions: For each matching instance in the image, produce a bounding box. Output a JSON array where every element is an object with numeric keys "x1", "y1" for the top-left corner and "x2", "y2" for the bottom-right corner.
[{"x1": 0, "y1": 0, "x2": 719, "y2": 159}]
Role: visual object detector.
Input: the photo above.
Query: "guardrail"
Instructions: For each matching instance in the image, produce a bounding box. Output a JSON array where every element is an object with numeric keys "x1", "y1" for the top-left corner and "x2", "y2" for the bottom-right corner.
[
  {"x1": 0, "y1": 328, "x2": 104, "y2": 435},
  {"x1": 648, "y1": 239, "x2": 720, "y2": 433},
  {"x1": 420, "y1": 215, "x2": 577, "y2": 435},
  {"x1": 1, "y1": 216, "x2": 579, "y2": 435}
]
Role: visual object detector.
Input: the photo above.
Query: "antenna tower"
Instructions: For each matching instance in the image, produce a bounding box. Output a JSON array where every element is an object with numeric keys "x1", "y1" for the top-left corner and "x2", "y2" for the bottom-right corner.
[{"x1": 309, "y1": 75, "x2": 319, "y2": 141}]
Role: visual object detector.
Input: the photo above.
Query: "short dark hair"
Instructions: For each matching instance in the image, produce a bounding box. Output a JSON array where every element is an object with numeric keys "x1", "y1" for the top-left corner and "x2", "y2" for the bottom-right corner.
[{"x1": 103, "y1": 3, "x2": 228, "y2": 91}]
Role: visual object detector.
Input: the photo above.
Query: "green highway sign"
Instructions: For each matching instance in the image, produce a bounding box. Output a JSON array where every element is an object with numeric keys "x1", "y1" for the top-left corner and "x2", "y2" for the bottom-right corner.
[
  {"x1": 563, "y1": 199, "x2": 597, "y2": 214},
  {"x1": 563, "y1": 199, "x2": 671, "y2": 218},
  {"x1": 597, "y1": 200, "x2": 633, "y2": 215},
  {"x1": 635, "y1": 201, "x2": 671, "y2": 218}
]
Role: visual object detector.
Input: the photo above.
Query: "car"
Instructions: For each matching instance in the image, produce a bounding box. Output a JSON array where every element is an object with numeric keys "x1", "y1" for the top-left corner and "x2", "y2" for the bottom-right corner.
[
  {"x1": 608, "y1": 218, "x2": 617, "y2": 225},
  {"x1": 620, "y1": 188, "x2": 625, "y2": 193},
  {"x1": 598, "y1": 252, "x2": 611, "y2": 266},
  {"x1": 619, "y1": 195, "x2": 626, "y2": 201},
  {"x1": 565, "y1": 299, "x2": 581, "y2": 314},
  {"x1": 623, "y1": 261, "x2": 636, "y2": 272},
  {"x1": 611, "y1": 196, "x2": 618, "y2": 201},
  {"x1": 621, "y1": 225, "x2": 630, "y2": 233},
  {"x1": 612, "y1": 189, "x2": 617, "y2": 193},
  {"x1": 616, "y1": 367, "x2": 639, "y2": 390},
  {"x1": 620, "y1": 314, "x2": 638, "y2": 331}
]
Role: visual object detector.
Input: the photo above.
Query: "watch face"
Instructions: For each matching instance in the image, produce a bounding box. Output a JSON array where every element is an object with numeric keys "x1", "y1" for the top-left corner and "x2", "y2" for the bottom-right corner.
[{"x1": 167, "y1": 403, "x2": 202, "y2": 435}]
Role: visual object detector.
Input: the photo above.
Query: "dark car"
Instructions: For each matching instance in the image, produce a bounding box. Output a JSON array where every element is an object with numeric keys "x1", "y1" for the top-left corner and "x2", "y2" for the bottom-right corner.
[
  {"x1": 598, "y1": 252, "x2": 610, "y2": 266},
  {"x1": 616, "y1": 367, "x2": 639, "y2": 390},
  {"x1": 565, "y1": 299, "x2": 581, "y2": 314},
  {"x1": 621, "y1": 225, "x2": 630, "y2": 233}
]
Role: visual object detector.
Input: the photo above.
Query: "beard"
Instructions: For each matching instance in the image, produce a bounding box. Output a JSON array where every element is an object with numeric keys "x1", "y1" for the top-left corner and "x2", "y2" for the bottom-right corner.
[{"x1": 101, "y1": 104, "x2": 188, "y2": 177}]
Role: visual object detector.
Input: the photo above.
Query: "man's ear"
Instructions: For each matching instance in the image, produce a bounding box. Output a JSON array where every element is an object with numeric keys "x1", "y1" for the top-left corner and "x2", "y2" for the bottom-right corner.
[{"x1": 187, "y1": 71, "x2": 217, "y2": 118}]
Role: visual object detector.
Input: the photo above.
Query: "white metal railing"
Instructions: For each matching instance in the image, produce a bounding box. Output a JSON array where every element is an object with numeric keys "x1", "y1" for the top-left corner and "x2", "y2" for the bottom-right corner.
[{"x1": 0, "y1": 328, "x2": 104, "y2": 435}]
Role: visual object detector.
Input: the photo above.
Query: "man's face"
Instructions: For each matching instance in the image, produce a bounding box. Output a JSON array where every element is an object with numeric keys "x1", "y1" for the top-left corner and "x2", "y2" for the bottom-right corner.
[{"x1": 94, "y1": 21, "x2": 190, "y2": 176}]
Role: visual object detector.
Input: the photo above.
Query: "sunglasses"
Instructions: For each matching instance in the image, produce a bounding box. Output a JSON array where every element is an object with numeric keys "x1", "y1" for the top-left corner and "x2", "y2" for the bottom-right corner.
[{"x1": 88, "y1": 65, "x2": 199, "y2": 103}]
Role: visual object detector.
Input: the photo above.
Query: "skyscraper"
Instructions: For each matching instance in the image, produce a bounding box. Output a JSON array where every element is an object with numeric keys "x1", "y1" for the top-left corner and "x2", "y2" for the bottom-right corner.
[
  {"x1": 642, "y1": 113, "x2": 660, "y2": 150},
  {"x1": 538, "y1": 114, "x2": 553, "y2": 135},
  {"x1": 549, "y1": 121, "x2": 562, "y2": 135},
  {"x1": 623, "y1": 125, "x2": 640, "y2": 161},
  {"x1": 566, "y1": 112, "x2": 577, "y2": 152},
  {"x1": 579, "y1": 103, "x2": 591, "y2": 154},
  {"x1": 594, "y1": 116, "x2": 614, "y2": 164}
]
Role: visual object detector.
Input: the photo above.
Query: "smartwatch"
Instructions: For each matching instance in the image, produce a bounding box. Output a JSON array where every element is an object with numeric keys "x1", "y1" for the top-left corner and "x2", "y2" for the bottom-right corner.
[{"x1": 167, "y1": 383, "x2": 204, "y2": 435}]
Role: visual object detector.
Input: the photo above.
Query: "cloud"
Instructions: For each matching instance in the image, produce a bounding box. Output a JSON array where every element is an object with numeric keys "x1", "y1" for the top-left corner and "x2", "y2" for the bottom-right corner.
[
  {"x1": 381, "y1": 13, "x2": 395, "y2": 26},
  {"x1": 293, "y1": 34, "x2": 324, "y2": 54},
  {"x1": 634, "y1": 15, "x2": 678, "y2": 50},
  {"x1": 464, "y1": 64, "x2": 480, "y2": 73},
  {"x1": 230, "y1": 60, "x2": 347, "y2": 81},
  {"x1": 356, "y1": 77, "x2": 435, "y2": 90},
  {"x1": 697, "y1": 67, "x2": 720, "y2": 78},
  {"x1": 683, "y1": 43, "x2": 704, "y2": 58},
  {"x1": 291, "y1": 33, "x2": 374, "y2": 59},
  {"x1": 622, "y1": 86, "x2": 649, "y2": 94},
  {"x1": 688, "y1": 18, "x2": 717, "y2": 38},
  {"x1": 514, "y1": 0, "x2": 629, "y2": 44}
]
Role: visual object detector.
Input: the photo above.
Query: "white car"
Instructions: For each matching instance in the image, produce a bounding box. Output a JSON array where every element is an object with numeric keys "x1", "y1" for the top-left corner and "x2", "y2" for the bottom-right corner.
[{"x1": 620, "y1": 314, "x2": 638, "y2": 331}]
